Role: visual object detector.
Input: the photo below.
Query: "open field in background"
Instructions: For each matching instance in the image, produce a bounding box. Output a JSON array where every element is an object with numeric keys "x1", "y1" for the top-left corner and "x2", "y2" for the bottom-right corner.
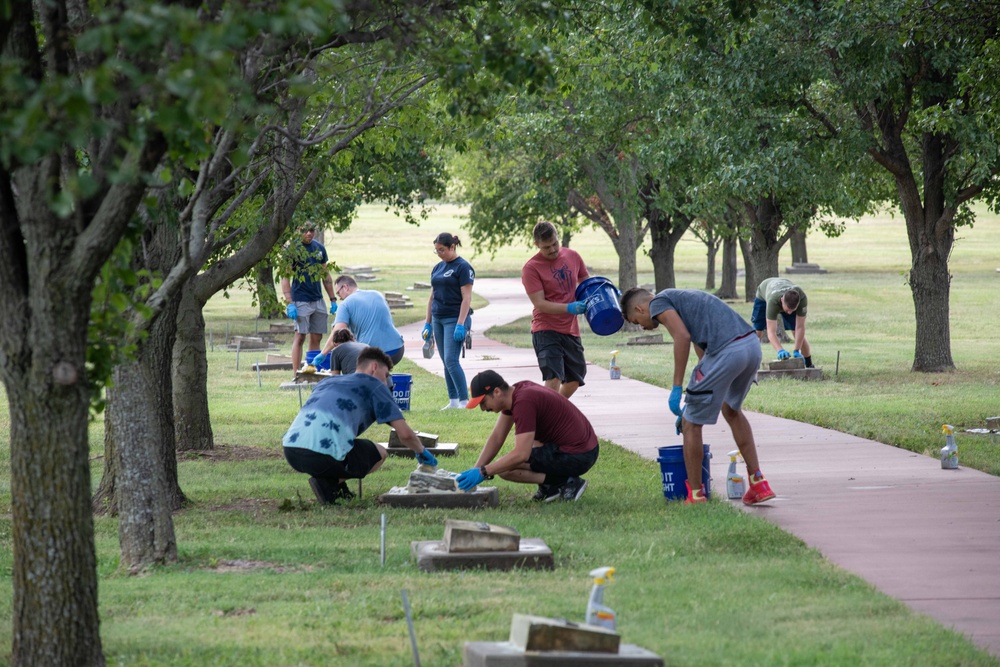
[{"x1": 1, "y1": 202, "x2": 999, "y2": 664}]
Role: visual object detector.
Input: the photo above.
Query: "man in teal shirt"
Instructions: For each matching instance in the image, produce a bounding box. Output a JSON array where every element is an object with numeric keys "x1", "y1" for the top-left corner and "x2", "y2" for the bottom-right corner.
[{"x1": 752, "y1": 277, "x2": 813, "y2": 368}]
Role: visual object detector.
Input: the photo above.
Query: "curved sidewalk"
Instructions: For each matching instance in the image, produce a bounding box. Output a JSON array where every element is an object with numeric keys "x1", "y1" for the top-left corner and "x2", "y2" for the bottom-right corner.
[{"x1": 400, "y1": 278, "x2": 1000, "y2": 658}]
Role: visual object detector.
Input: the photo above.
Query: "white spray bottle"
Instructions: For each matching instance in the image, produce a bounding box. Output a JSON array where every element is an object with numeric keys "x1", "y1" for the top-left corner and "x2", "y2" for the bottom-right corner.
[
  {"x1": 940, "y1": 424, "x2": 959, "y2": 469},
  {"x1": 609, "y1": 350, "x2": 621, "y2": 379},
  {"x1": 726, "y1": 450, "x2": 746, "y2": 500},
  {"x1": 586, "y1": 566, "x2": 617, "y2": 630}
]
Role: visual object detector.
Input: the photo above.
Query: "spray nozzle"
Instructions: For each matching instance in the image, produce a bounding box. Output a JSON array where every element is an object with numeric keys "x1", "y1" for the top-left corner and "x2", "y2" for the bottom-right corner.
[
  {"x1": 589, "y1": 566, "x2": 615, "y2": 584},
  {"x1": 942, "y1": 424, "x2": 954, "y2": 435},
  {"x1": 727, "y1": 449, "x2": 742, "y2": 462}
]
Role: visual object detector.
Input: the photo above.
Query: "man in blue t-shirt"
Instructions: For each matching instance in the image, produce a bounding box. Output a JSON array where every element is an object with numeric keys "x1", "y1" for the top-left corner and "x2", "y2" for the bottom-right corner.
[
  {"x1": 281, "y1": 225, "x2": 337, "y2": 376},
  {"x1": 282, "y1": 347, "x2": 437, "y2": 504},
  {"x1": 620, "y1": 287, "x2": 777, "y2": 506},
  {"x1": 314, "y1": 275, "x2": 405, "y2": 365}
]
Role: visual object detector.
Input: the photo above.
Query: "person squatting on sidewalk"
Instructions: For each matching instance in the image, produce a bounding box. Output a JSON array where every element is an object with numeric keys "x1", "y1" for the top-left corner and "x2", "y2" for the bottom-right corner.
[
  {"x1": 457, "y1": 370, "x2": 599, "y2": 502},
  {"x1": 423, "y1": 232, "x2": 475, "y2": 410},
  {"x1": 282, "y1": 347, "x2": 437, "y2": 504},
  {"x1": 620, "y1": 287, "x2": 776, "y2": 505}
]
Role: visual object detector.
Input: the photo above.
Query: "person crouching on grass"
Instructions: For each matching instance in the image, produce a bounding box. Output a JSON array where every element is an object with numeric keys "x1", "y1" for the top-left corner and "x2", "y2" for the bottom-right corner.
[
  {"x1": 619, "y1": 287, "x2": 776, "y2": 505},
  {"x1": 282, "y1": 346, "x2": 437, "y2": 504},
  {"x1": 456, "y1": 370, "x2": 599, "y2": 502}
]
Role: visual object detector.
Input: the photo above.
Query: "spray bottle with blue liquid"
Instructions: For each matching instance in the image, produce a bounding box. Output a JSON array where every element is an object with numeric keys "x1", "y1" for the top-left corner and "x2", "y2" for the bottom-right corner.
[
  {"x1": 609, "y1": 350, "x2": 621, "y2": 380},
  {"x1": 586, "y1": 566, "x2": 617, "y2": 630}
]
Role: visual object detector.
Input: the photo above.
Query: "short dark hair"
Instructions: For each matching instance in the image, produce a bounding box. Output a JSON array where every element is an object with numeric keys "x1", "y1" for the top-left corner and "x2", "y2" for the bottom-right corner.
[
  {"x1": 357, "y1": 346, "x2": 393, "y2": 372},
  {"x1": 533, "y1": 221, "x2": 558, "y2": 242},
  {"x1": 782, "y1": 289, "x2": 800, "y2": 310},
  {"x1": 433, "y1": 232, "x2": 461, "y2": 247},
  {"x1": 620, "y1": 287, "x2": 653, "y2": 314},
  {"x1": 335, "y1": 275, "x2": 358, "y2": 289},
  {"x1": 332, "y1": 329, "x2": 355, "y2": 345}
]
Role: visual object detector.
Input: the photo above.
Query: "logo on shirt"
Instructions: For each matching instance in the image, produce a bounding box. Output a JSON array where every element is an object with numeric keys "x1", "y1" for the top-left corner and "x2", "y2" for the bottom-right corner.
[
  {"x1": 443, "y1": 269, "x2": 455, "y2": 277},
  {"x1": 551, "y1": 263, "x2": 573, "y2": 294}
]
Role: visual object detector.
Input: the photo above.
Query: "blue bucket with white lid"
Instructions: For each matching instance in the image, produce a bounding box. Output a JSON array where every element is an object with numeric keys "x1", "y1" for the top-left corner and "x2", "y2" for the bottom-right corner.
[{"x1": 575, "y1": 276, "x2": 624, "y2": 336}]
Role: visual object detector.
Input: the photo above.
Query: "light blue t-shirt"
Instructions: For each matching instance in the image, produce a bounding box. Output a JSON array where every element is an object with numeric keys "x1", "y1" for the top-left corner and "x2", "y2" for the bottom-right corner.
[
  {"x1": 334, "y1": 290, "x2": 404, "y2": 353},
  {"x1": 649, "y1": 289, "x2": 754, "y2": 354},
  {"x1": 282, "y1": 373, "x2": 403, "y2": 461}
]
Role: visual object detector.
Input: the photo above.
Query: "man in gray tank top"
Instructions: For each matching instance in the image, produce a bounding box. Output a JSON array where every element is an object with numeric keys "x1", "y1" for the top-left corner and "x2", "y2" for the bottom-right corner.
[{"x1": 620, "y1": 288, "x2": 777, "y2": 506}]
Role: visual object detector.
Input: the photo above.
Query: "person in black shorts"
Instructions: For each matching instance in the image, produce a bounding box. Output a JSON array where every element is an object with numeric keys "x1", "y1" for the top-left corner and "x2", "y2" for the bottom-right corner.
[
  {"x1": 456, "y1": 370, "x2": 599, "y2": 502},
  {"x1": 521, "y1": 221, "x2": 591, "y2": 398},
  {"x1": 282, "y1": 347, "x2": 437, "y2": 504}
]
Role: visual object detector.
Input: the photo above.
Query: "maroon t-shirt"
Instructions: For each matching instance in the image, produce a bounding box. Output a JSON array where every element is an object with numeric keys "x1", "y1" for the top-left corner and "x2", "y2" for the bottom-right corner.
[{"x1": 504, "y1": 381, "x2": 598, "y2": 454}]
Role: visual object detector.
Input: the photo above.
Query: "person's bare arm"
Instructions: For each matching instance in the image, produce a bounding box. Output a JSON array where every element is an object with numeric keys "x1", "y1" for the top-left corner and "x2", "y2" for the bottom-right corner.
[
  {"x1": 793, "y1": 315, "x2": 806, "y2": 352},
  {"x1": 474, "y1": 412, "x2": 515, "y2": 469},
  {"x1": 526, "y1": 289, "x2": 573, "y2": 315},
  {"x1": 457, "y1": 283, "x2": 473, "y2": 324},
  {"x1": 481, "y1": 424, "x2": 533, "y2": 477},
  {"x1": 657, "y1": 309, "x2": 693, "y2": 387},
  {"x1": 280, "y1": 278, "x2": 293, "y2": 303},
  {"x1": 766, "y1": 319, "x2": 783, "y2": 353},
  {"x1": 388, "y1": 418, "x2": 427, "y2": 454}
]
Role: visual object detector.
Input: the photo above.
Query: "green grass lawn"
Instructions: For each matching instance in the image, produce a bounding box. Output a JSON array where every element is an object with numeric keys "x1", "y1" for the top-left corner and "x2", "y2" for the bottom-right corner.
[{"x1": 1, "y1": 202, "x2": 999, "y2": 665}]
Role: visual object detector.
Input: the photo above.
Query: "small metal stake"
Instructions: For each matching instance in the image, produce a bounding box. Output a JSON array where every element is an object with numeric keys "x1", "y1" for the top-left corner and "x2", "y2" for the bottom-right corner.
[
  {"x1": 235, "y1": 345, "x2": 240, "y2": 371},
  {"x1": 380, "y1": 513, "x2": 386, "y2": 566},
  {"x1": 256, "y1": 358, "x2": 262, "y2": 387},
  {"x1": 401, "y1": 589, "x2": 421, "y2": 667},
  {"x1": 209, "y1": 329, "x2": 213, "y2": 352},
  {"x1": 297, "y1": 384, "x2": 303, "y2": 408},
  {"x1": 836, "y1": 350, "x2": 840, "y2": 377},
  {"x1": 225, "y1": 322, "x2": 230, "y2": 345}
]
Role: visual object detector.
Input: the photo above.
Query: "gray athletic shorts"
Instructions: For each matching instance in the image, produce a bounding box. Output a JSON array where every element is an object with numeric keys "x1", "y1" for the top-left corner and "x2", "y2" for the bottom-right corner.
[
  {"x1": 683, "y1": 333, "x2": 760, "y2": 425},
  {"x1": 294, "y1": 299, "x2": 329, "y2": 335}
]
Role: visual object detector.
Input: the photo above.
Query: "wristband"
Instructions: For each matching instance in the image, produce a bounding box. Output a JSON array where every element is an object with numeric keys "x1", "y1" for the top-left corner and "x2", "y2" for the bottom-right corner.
[{"x1": 479, "y1": 466, "x2": 494, "y2": 481}]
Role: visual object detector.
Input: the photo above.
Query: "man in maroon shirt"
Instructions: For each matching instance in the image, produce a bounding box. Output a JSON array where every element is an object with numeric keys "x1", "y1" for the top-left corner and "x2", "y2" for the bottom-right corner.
[
  {"x1": 456, "y1": 370, "x2": 600, "y2": 502},
  {"x1": 521, "y1": 221, "x2": 590, "y2": 398}
]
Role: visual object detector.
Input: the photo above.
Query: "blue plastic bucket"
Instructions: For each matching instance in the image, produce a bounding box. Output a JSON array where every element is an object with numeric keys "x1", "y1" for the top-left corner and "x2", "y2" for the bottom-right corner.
[
  {"x1": 391, "y1": 373, "x2": 412, "y2": 411},
  {"x1": 304, "y1": 350, "x2": 329, "y2": 371},
  {"x1": 656, "y1": 444, "x2": 712, "y2": 501},
  {"x1": 575, "y1": 276, "x2": 624, "y2": 336}
]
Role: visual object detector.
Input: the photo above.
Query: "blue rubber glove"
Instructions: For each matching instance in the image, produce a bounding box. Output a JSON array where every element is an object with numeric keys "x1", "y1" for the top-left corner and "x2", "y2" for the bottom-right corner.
[
  {"x1": 421, "y1": 323, "x2": 432, "y2": 340},
  {"x1": 285, "y1": 303, "x2": 298, "y2": 320},
  {"x1": 675, "y1": 414, "x2": 683, "y2": 436},
  {"x1": 456, "y1": 467, "x2": 485, "y2": 491},
  {"x1": 453, "y1": 323, "x2": 466, "y2": 343},
  {"x1": 792, "y1": 350, "x2": 802, "y2": 358},
  {"x1": 566, "y1": 301, "x2": 587, "y2": 315},
  {"x1": 329, "y1": 301, "x2": 338, "y2": 315},
  {"x1": 668, "y1": 385, "x2": 683, "y2": 416},
  {"x1": 416, "y1": 449, "x2": 438, "y2": 467},
  {"x1": 311, "y1": 353, "x2": 327, "y2": 368},
  {"x1": 777, "y1": 349, "x2": 791, "y2": 360}
]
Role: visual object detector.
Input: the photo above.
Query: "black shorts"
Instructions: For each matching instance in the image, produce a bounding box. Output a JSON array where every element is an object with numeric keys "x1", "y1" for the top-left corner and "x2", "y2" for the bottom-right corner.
[
  {"x1": 531, "y1": 330, "x2": 587, "y2": 386},
  {"x1": 528, "y1": 442, "x2": 599, "y2": 478},
  {"x1": 284, "y1": 439, "x2": 384, "y2": 481}
]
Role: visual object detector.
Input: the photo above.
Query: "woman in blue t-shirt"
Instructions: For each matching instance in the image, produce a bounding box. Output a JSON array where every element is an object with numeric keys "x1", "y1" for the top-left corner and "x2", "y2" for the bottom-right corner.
[{"x1": 422, "y1": 232, "x2": 475, "y2": 409}]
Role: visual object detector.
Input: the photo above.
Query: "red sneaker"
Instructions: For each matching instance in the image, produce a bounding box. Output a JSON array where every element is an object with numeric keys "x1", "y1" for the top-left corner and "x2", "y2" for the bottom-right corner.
[
  {"x1": 742, "y1": 476, "x2": 776, "y2": 505},
  {"x1": 684, "y1": 480, "x2": 707, "y2": 504}
]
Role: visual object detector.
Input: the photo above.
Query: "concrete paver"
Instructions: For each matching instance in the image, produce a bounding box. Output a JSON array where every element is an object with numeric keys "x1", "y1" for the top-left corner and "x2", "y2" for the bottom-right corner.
[{"x1": 399, "y1": 278, "x2": 1000, "y2": 658}]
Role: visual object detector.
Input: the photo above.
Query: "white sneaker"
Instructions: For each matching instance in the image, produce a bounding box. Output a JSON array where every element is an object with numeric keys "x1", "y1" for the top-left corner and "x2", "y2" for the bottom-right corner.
[
  {"x1": 458, "y1": 400, "x2": 468, "y2": 408},
  {"x1": 440, "y1": 400, "x2": 460, "y2": 411}
]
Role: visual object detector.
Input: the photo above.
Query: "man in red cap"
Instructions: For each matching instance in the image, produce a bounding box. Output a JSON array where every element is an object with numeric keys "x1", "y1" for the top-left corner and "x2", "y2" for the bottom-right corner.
[{"x1": 457, "y1": 370, "x2": 599, "y2": 502}]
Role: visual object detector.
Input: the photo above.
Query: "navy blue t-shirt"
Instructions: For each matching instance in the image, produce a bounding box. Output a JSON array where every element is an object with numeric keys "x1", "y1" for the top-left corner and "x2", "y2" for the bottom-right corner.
[
  {"x1": 430, "y1": 256, "x2": 475, "y2": 319},
  {"x1": 289, "y1": 240, "x2": 328, "y2": 302}
]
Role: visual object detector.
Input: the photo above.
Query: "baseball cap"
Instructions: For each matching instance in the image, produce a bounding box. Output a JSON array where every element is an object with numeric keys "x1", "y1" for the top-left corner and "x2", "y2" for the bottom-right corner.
[{"x1": 466, "y1": 370, "x2": 505, "y2": 409}]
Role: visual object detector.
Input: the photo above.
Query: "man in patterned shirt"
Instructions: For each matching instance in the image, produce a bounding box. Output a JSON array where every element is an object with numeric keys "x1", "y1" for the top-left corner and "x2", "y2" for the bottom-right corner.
[{"x1": 282, "y1": 347, "x2": 436, "y2": 504}]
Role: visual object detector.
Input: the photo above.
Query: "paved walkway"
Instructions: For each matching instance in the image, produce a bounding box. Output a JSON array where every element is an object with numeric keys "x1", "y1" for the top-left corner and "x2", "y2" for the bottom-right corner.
[{"x1": 398, "y1": 278, "x2": 1000, "y2": 658}]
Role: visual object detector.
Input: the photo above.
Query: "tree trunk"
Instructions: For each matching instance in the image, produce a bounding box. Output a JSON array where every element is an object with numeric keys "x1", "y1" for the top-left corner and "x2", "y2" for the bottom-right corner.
[
  {"x1": 704, "y1": 236, "x2": 720, "y2": 291},
  {"x1": 173, "y1": 282, "x2": 214, "y2": 451},
  {"x1": 255, "y1": 260, "x2": 283, "y2": 320},
  {"x1": 108, "y1": 361, "x2": 179, "y2": 570},
  {"x1": 92, "y1": 410, "x2": 118, "y2": 515},
  {"x1": 740, "y1": 194, "x2": 787, "y2": 302},
  {"x1": 647, "y1": 207, "x2": 692, "y2": 292},
  {"x1": 611, "y1": 217, "x2": 640, "y2": 292},
  {"x1": 789, "y1": 227, "x2": 808, "y2": 264},
  {"x1": 715, "y1": 235, "x2": 739, "y2": 300},
  {"x1": 8, "y1": 364, "x2": 105, "y2": 666}
]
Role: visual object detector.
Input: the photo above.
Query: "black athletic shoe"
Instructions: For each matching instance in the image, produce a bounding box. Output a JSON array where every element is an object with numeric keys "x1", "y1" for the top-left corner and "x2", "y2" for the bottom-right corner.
[
  {"x1": 559, "y1": 477, "x2": 588, "y2": 502},
  {"x1": 308, "y1": 477, "x2": 338, "y2": 505},
  {"x1": 532, "y1": 484, "x2": 559, "y2": 502},
  {"x1": 335, "y1": 482, "x2": 356, "y2": 501}
]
